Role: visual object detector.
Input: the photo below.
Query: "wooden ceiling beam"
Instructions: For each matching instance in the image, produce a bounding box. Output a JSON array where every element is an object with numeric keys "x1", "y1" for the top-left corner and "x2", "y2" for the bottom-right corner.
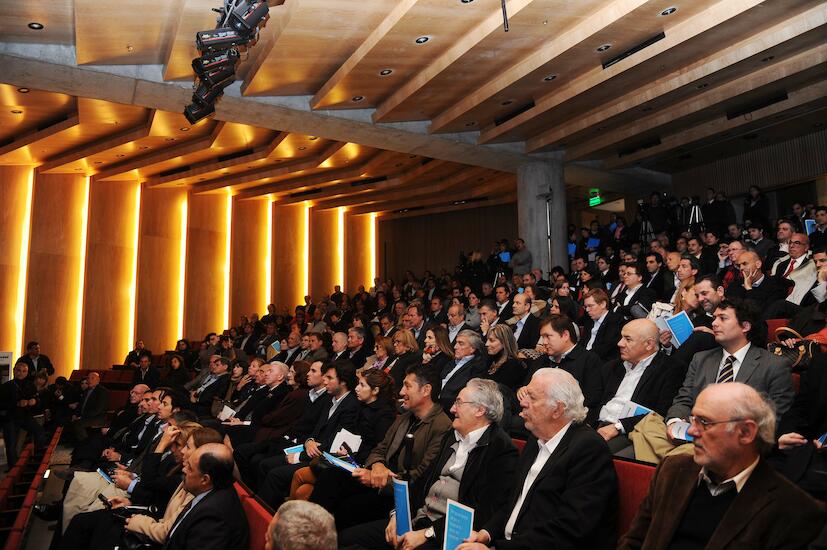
[
  {"x1": 377, "y1": 192, "x2": 515, "y2": 220},
  {"x1": 529, "y1": 3, "x2": 827, "y2": 153},
  {"x1": 603, "y1": 77, "x2": 827, "y2": 169},
  {"x1": 477, "y1": 0, "x2": 766, "y2": 145},
  {"x1": 372, "y1": 0, "x2": 537, "y2": 122},
  {"x1": 93, "y1": 121, "x2": 225, "y2": 181},
  {"x1": 238, "y1": 2, "x2": 296, "y2": 94},
  {"x1": 428, "y1": 0, "x2": 652, "y2": 133},
  {"x1": 311, "y1": 0, "x2": 420, "y2": 109},
  {"x1": 568, "y1": 42, "x2": 827, "y2": 160},
  {"x1": 190, "y1": 140, "x2": 348, "y2": 193},
  {"x1": 0, "y1": 114, "x2": 80, "y2": 160},
  {"x1": 296, "y1": 158, "x2": 451, "y2": 209},
  {"x1": 38, "y1": 110, "x2": 156, "y2": 173},
  {"x1": 147, "y1": 131, "x2": 288, "y2": 187}
]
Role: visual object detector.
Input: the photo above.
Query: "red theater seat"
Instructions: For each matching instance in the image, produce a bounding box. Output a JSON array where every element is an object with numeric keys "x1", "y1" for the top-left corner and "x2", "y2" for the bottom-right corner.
[
  {"x1": 511, "y1": 438, "x2": 526, "y2": 455},
  {"x1": 239, "y1": 495, "x2": 273, "y2": 550},
  {"x1": 766, "y1": 319, "x2": 790, "y2": 343},
  {"x1": 613, "y1": 458, "x2": 655, "y2": 537}
]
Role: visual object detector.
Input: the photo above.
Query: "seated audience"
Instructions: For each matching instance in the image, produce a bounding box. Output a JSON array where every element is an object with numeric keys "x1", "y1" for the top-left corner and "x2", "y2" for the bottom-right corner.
[
  {"x1": 189, "y1": 356, "x2": 231, "y2": 417},
  {"x1": 132, "y1": 353, "x2": 160, "y2": 388},
  {"x1": 68, "y1": 371, "x2": 109, "y2": 443},
  {"x1": 421, "y1": 325, "x2": 455, "y2": 374},
  {"x1": 1, "y1": 362, "x2": 48, "y2": 466},
  {"x1": 620, "y1": 383, "x2": 825, "y2": 549},
  {"x1": 579, "y1": 288, "x2": 623, "y2": 362},
  {"x1": 458, "y1": 369, "x2": 618, "y2": 549},
  {"x1": 483, "y1": 324, "x2": 527, "y2": 392},
  {"x1": 439, "y1": 330, "x2": 488, "y2": 414},
  {"x1": 384, "y1": 329, "x2": 421, "y2": 389}
]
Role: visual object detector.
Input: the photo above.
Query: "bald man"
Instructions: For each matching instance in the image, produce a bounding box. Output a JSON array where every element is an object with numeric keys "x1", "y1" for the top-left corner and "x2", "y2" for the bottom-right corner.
[
  {"x1": 165, "y1": 443, "x2": 249, "y2": 550},
  {"x1": 620, "y1": 383, "x2": 826, "y2": 549},
  {"x1": 725, "y1": 250, "x2": 789, "y2": 307},
  {"x1": 594, "y1": 319, "x2": 684, "y2": 455},
  {"x1": 69, "y1": 372, "x2": 109, "y2": 442}
]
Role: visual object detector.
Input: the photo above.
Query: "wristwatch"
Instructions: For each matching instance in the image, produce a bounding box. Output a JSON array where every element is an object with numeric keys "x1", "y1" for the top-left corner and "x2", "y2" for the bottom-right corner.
[
  {"x1": 614, "y1": 421, "x2": 623, "y2": 433},
  {"x1": 425, "y1": 526, "x2": 435, "y2": 540}
]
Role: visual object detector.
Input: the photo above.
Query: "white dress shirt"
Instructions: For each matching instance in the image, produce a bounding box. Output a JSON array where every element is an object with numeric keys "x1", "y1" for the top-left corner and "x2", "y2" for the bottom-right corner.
[
  {"x1": 442, "y1": 355, "x2": 472, "y2": 386},
  {"x1": 449, "y1": 425, "x2": 487, "y2": 473},
  {"x1": 718, "y1": 342, "x2": 751, "y2": 381},
  {"x1": 504, "y1": 422, "x2": 572, "y2": 539},
  {"x1": 513, "y1": 313, "x2": 530, "y2": 341},
  {"x1": 598, "y1": 352, "x2": 657, "y2": 427},
  {"x1": 586, "y1": 312, "x2": 608, "y2": 351},
  {"x1": 623, "y1": 284, "x2": 642, "y2": 306}
]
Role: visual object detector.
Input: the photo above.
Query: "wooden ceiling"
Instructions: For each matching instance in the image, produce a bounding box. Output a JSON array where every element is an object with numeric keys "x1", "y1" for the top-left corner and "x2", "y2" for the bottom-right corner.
[{"x1": 1, "y1": 0, "x2": 826, "y2": 213}]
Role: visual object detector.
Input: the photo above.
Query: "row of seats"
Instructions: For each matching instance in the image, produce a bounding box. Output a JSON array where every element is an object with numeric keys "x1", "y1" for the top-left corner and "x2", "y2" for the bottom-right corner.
[
  {"x1": 0, "y1": 428, "x2": 62, "y2": 550},
  {"x1": 234, "y1": 482, "x2": 273, "y2": 550}
]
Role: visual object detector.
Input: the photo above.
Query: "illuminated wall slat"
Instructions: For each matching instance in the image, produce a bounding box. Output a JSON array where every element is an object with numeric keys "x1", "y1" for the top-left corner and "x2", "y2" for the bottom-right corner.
[
  {"x1": 0, "y1": 166, "x2": 34, "y2": 362},
  {"x1": 230, "y1": 199, "x2": 269, "y2": 323},
  {"x1": 309, "y1": 207, "x2": 339, "y2": 301},
  {"x1": 272, "y1": 203, "x2": 308, "y2": 311},
  {"x1": 74, "y1": 178, "x2": 91, "y2": 369},
  {"x1": 345, "y1": 212, "x2": 374, "y2": 294}
]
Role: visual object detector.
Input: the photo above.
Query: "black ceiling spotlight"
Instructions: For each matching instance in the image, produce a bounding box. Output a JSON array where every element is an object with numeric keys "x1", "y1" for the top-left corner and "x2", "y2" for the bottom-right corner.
[{"x1": 184, "y1": 0, "x2": 270, "y2": 125}]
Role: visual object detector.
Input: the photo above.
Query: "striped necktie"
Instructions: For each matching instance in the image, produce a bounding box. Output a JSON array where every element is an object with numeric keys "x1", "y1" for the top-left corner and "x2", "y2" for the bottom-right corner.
[{"x1": 716, "y1": 355, "x2": 736, "y2": 384}]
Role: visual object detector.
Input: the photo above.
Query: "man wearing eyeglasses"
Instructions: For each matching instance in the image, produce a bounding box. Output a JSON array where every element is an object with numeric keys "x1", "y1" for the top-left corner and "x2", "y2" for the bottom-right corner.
[
  {"x1": 620, "y1": 383, "x2": 825, "y2": 549},
  {"x1": 770, "y1": 232, "x2": 817, "y2": 306},
  {"x1": 625, "y1": 298, "x2": 793, "y2": 464}
]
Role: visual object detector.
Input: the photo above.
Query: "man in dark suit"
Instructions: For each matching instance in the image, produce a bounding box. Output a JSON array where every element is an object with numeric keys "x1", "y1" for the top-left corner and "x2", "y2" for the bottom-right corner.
[
  {"x1": 69, "y1": 371, "x2": 109, "y2": 442},
  {"x1": 132, "y1": 354, "x2": 161, "y2": 388},
  {"x1": 189, "y1": 356, "x2": 231, "y2": 417},
  {"x1": 528, "y1": 315, "x2": 604, "y2": 425},
  {"x1": 408, "y1": 303, "x2": 429, "y2": 350},
  {"x1": 18, "y1": 341, "x2": 54, "y2": 379},
  {"x1": 257, "y1": 361, "x2": 360, "y2": 507},
  {"x1": 494, "y1": 285, "x2": 513, "y2": 322},
  {"x1": 345, "y1": 327, "x2": 370, "y2": 368},
  {"x1": 579, "y1": 289, "x2": 622, "y2": 362},
  {"x1": 427, "y1": 296, "x2": 449, "y2": 326},
  {"x1": 458, "y1": 368, "x2": 618, "y2": 550},
  {"x1": 275, "y1": 330, "x2": 302, "y2": 366},
  {"x1": 339, "y1": 378, "x2": 519, "y2": 549},
  {"x1": 511, "y1": 293, "x2": 541, "y2": 350},
  {"x1": 439, "y1": 331, "x2": 487, "y2": 414},
  {"x1": 594, "y1": 320, "x2": 683, "y2": 455},
  {"x1": 614, "y1": 262, "x2": 656, "y2": 320},
  {"x1": 620, "y1": 383, "x2": 825, "y2": 549},
  {"x1": 643, "y1": 252, "x2": 675, "y2": 302},
  {"x1": 1, "y1": 362, "x2": 47, "y2": 466},
  {"x1": 164, "y1": 443, "x2": 249, "y2": 550}
]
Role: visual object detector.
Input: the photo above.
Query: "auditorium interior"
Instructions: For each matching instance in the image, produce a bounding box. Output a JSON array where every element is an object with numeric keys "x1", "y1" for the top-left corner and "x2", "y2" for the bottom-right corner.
[{"x1": 1, "y1": 0, "x2": 827, "y2": 548}]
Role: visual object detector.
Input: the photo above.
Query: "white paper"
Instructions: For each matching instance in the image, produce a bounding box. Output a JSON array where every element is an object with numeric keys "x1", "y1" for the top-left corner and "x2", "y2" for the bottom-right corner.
[
  {"x1": 217, "y1": 405, "x2": 236, "y2": 421},
  {"x1": 653, "y1": 316, "x2": 678, "y2": 348},
  {"x1": 330, "y1": 428, "x2": 362, "y2": 454}
]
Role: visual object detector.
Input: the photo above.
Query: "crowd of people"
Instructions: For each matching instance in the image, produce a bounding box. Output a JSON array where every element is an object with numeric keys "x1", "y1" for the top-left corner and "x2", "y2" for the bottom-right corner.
[{"x1": 3, "y1": 186, "x2": 827, "y2": 549}]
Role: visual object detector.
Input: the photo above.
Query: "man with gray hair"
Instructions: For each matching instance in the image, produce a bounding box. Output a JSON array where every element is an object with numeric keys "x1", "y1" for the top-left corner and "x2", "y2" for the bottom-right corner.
[
  {"x1": 459, "y1": 369, "x2": 618, "y2": 550},
  {"x1": 439, "y1": 330, "x2": 487, "y2": 415},
  {"x1": 265, "y1": 501, "x2": 336, "y2": 550},
  {"x1": 621, "y1": 383, "x2": 826, "y2": 549},
  {"x1": 340, "y1": 378, "x2": 519, "y2": 549}
]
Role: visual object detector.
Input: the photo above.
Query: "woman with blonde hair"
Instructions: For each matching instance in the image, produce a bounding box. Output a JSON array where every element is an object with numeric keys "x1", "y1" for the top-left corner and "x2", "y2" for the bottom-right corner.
[{"x1": 383, "y1": 328, "x2": 421, "y2": 389}]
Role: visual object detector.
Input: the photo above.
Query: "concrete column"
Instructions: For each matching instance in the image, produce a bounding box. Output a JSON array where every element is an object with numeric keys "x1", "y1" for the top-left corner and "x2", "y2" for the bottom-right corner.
[{"x1": 517, "y1": 156, "x2": 566, "y2": 275}]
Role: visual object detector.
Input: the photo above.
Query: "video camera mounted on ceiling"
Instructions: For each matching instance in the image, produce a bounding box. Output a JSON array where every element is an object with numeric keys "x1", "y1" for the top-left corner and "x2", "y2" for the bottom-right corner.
[{"x1": 184, "y1": 0, "x2": 269, "y2": 124}]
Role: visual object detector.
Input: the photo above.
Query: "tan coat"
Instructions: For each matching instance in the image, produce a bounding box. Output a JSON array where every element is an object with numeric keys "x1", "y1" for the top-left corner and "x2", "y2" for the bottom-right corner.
[{"x1": 126, "y1": 483, "x2": 194, "y2": 543}]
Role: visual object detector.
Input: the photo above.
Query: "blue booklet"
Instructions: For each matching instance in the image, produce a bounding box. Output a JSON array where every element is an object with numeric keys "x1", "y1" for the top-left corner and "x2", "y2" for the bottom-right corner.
[
  {"x1": 806, "y1": 219, "x2": 817, "y2": 235},
  {"x1": 567, "y1": 243, "x2": 576, "y2": 257},
  {"x1": 322, "y1": 451, "x2": 357, "y2": 473},
  {"x1": 587, "y1": 237, "x2": 600, "y2": 249},
  {"x1": 282, "y1": 444, "x2": 304, "y2": 455},
  {"x1": 817, "y1": 431, "x2": 827, "y2": 446},
  {"x1": 443, "y1": 499, "x2": 474, "y2": 550},
  {"x1": 393, "y1": 478, "x2": 412, "y2": 536},
  {"x1": 665, "y1": 311, "x2": 694, "y2": 347}
]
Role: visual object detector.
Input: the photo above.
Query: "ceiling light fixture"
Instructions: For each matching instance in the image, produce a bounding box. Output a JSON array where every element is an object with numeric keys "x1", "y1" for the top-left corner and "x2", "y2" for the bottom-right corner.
[
  {"x1": 414, "y1": 36, "x2": 430, "y2": 44},
  {"x1": 501, "y1": 100, "x2": 513, "y2": 106},
  {"x1": 542, "y1": 74, "x2": 557, "y2": 82},
  {"x1": 180, "y1": 127, "x2": 190, "y2": 131},
  {"x1": 116, "y1": 154, "x2": 125, "y2": 158},
  {"x1": 596, "y1": 44, "x2": 612, "y2": 52},
  {"x1": 352, "y1": 96, "x2": 364, "y2": 102},
  {"x1": 308, "y1": 136, "x2": 318, "y2": 140},
  {"x1": 27, "y1": 22, "x2": 43, "y2": 30},
  {"x1": 379, "y1": 69, "x2": 393, "y2": 76},
  {"x1": 17, "y1": 87, "x2": 30, "y2": 93},
  {"x1": 11, "y1": 110, "x2": 23, "y2": 114},
  {"x1": 166, "y1": 138, "x2": 176, "y2": 142},
  {"x1": 696, "y1": 82, "x2": 709, "y2": 89},
  {"x1": 659, "y1": 6, "x2": 677, "y2": 16},
  {"x1": 298, "y1": 146, "x2": 306, "y2": 151},
  {"x1": 460, "y1": 0, "x2": 475, "y2": 3},
  {"x1": 126, "y1": 44, "x2": 134, "y2": 52},
  {"x1": 465, "y1": 121, "x2": 476, "y2": 127}
]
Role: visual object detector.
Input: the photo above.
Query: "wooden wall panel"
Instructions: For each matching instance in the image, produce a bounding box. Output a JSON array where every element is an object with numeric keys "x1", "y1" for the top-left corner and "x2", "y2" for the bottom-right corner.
[
  {"x1": 0, "y1": 166, "x2": 33, "y2": 362},
  {"x1": 272, "y1": 203, "x2": 306, "y2": 313},
  {"x1": 230, "y1": 199, "x2": 269, "y2": 322},
  {"x1": 24, "y1": 173, "x2": 88, "y2": 378},
  {"x1": 309, "y1": 207, "x2": 339, "y2": 302},
  {"x1": 184, "y1": 193, "x2": 229, "y2": 341},
  {"x1": 135, "y1": 187, "x2": 187, "y2": 354},
  {"x1": 82, "y1": 180, "x2": 139, "y2": 370},
  {"x1": 378, "y1": 204, "x2": 518, "y2": 282},
  {"x1": 345, "y1": 213, "x2": 374, "y2": 295}
]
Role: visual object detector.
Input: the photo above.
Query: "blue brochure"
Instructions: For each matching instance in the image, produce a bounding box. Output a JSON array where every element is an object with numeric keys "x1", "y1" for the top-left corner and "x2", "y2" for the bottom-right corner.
[
  {"x1": 818, "y1": 431, "x2": 827, "y2": 446},
  {"x1": 567, "y1": 243, "x2": 576, "y2": 257},
  {"x1": 282, "y1": 444, "x2": 304, "y2": 455},
  {"x1": 322, "y1": 451, "x2": 357, "y2": 473},
  {"x1": 443, "y1": 499, "x2": 474, "y2": 550},
  {"x1": 587, "y1": 237, "x2": 601, "y2": 249},
  {"x1": 806, "y1": 219, "x2": 817, "y2": 235},
  {"x1": 665, "y1": 311, "x2": 694, "y2": 347},
  {"x1": 393, "y1": 478, "x2": 412, "y2": 536}
]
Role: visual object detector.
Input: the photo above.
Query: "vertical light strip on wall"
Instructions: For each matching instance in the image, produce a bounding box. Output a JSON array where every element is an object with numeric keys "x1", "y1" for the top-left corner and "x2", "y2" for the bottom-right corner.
[
  {"x1": 127, "y1": 182, "x2": 142, "y2": 356},
  {"x1": 74, "y1": 176, "x2": 91, "y2": 369},
  {"x1": 337, "y1": 207, "x2": 345, "y2": 288},
  {"x1": 15, "y1": 169, "x2": 34, "y2": 361},
  {"x1": 265, "y1": 197, "x2": 273, "y2": 306},
  {"x1": 224, "y1": 190, "x2": 232, "y2": 329},
  {"x1": 178, "y1": 196, "x2": 188, "y2": 340},
  {"x1": 370, "y1": 213, "x2": 377, "y2": 286},
  {"x1": 303, "y1": 202, "x2": 310, "y2": 298}
]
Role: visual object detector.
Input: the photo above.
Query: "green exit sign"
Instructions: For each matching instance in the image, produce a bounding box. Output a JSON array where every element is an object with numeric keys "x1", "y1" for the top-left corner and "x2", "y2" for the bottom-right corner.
[{"x1": 589, "y1": 188, "x2": 602, "y2": 207}]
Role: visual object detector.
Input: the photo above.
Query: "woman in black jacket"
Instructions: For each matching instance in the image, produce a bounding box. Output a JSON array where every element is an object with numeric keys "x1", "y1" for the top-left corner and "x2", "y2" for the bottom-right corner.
[
  {"x1": 384, "y1": 329, "x2": 422, "y2": 390},
  {"x1": 421, "y1": 325, "x2": 454, "y2": 375},
  {"x1": 484, "y1": 324, "x2": 527, "y2": 393}
]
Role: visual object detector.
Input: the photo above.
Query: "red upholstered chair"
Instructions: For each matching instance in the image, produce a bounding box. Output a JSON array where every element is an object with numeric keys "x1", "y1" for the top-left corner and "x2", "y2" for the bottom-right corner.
[
  {"x1": 613, "y1": 458, "x2": 656, "y2": 538},
  {"x1": 239, "y1": 496, "x2": 273, "y2": 550},
  {"x1": 765, "y1": 319, "x2": 790, "y2": 344},
  {"x1": 511, "y1": 438, "x2": 526, "y2": 455},
  {"x1": 3, "y1": 530, "x2": 23, "y2": 550}
]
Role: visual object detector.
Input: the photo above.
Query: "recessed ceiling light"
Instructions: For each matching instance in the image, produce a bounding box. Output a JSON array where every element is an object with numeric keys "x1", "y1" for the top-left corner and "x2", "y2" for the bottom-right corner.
[
  {"x1": 414, "y1": 36, "x2": 430, "y2": 45},
  {"x1": 93, "y1": 161, "x2": 103, "y2": 164},
  {"x1": 501, "y1": 100, "x2": 513, "y2": 106},
  {"x1": 659, "y1": 6, "x2": 677, "y2": 16},
  {"x1": 596, "y1": 44, "x2": 612, "y2": 52},
  {"x1": 180, "y1": 127, "x2": 189, "y2": 132},
  {"x1": 298, "y1": 146, "x2": 307, "y2": 151},
  {"x1": 126, "y1": 44, "x2": 134, "y2": 52},
  {"x1": 379, "y1": 69, "x2": 393, "y2": 76},
  {"x1": 460, "y1": 0, "x2": 475, "y2": 3},
  {"x1": 27, "y1": 22, "x2": 44, "y2": 30},
  {"x1": 10, "y1": 109, "x2": 22, "y2": 114},
  {"x1": 352, "y1": 95, "x2": 364, "y2": 102},
  {"x1": 116, "y1": 154, "x2": 125, "y2": 158},
  {"x1": 542, "y1": 74, "x2": 557, "y2": 82},
  {"x1": 465, "y1": 121, "x2": 476, "y2": 127},
  {"x1": 17, "y1": 88, "x2": 30, "y2": 93},
  {"x1": 696, "y1": 83, "x2": 708, "y2": 89},
  {"x1": 166, "y1": 137, "x2": 176, "y2": 141},
  {"x1": 308, "y1": 136, "x2": 318, "y2": 140},
  {"x1": 139, "y1": 146, "x2": 149, "y2": 150}
]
